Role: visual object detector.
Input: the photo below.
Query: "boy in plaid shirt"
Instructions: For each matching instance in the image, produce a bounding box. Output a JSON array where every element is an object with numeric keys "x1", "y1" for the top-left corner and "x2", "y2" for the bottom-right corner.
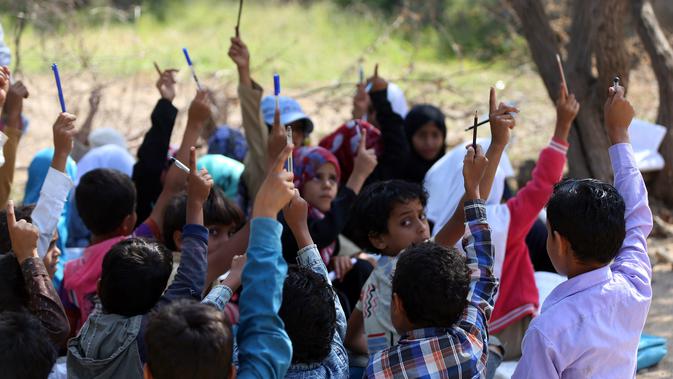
[{"x1": 366, "y1": 145, "x2": 498, "y2": 378}]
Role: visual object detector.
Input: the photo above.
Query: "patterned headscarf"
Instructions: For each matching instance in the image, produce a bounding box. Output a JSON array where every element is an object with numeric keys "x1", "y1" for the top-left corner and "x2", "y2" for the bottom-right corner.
[
  {"x1": 207, "y1": 125, "x2": 248, "y2": 163},
  {"x1": 318, "y1": 119, "x2": 381, "y2": 185},
  {"x1": 293, "y1": 146, "x2": 341, "y2": 192}
]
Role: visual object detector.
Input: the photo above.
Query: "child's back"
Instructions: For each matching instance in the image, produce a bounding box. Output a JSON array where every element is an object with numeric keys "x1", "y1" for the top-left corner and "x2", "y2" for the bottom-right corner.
[{"x1": 514, "y1": 85, "x2": 652, "y2": 378}]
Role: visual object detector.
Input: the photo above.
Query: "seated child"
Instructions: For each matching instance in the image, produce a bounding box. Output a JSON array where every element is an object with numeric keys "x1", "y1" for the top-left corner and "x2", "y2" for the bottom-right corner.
[
  {"x1": 513, "y1": 86, "x2": 653, "y2": 377},
  {"x1": 367, "y1": 144, "x2": 496, "y2": 377},
  {"x1": 143, "y1": 145, "x2": 297, "y2": 379},
  {"x1": 280, "y1": 143, "x2": 376, "y2": 311},
  {"x1": 280, "y1": 191, "x2": 349, "y2": 377},
  {"x1": 66, "y1": 148, "x2": 213, "y2": 378},
  {"x1": 0, "y1": 311, "x2": 58, "y2": 379}
]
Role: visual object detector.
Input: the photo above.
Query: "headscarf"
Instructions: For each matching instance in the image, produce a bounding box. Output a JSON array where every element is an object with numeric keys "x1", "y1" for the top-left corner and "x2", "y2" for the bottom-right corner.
[
  {"x1": 402, "y1": 104, "x2": 447, "y2": 184},
  {"x1": 386, "y1": 82, "x2": 409, "y2": 119},
  {"x1": 196, "y1": 154, "x2": 244, "y2": 200},
  {"x1": 318, "y1": 119, "x2": 381, "y2": 185},
  {"x1": 207, "y1": 125, "x2": 248, "y2": 163},
  {"x1": 424, "y1": 138, "x2": 514, "y2": 279},
  {"x1": 292, "y1": 146, "x2": 341, "y2": 265},
  {"x1": 88, "y1": 128, "x2": 127, "y2": 151}
]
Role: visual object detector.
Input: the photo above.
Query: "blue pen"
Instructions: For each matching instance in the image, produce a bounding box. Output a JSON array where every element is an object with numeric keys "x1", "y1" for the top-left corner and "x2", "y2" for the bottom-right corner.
[
  {"x1": 273, "y1": 73, "x2": 280, "y2": 108},
  {"x1": 182, "y1": 47, "x2": 202, "y2": 90},
  {"x1": 51, "y1": 64, "x2": 66, "y2": 113}
]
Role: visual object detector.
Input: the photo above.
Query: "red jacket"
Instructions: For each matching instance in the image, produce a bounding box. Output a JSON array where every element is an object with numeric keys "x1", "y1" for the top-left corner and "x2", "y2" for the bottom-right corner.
[{"x1": 489, "y1": 139, "x2": 568, "y2": 333}]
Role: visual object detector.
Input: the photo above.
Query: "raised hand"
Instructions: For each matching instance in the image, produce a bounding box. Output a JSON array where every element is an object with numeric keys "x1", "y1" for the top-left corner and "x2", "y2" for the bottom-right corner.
[
  {"x1": 156, "y1": 69, "x2": 178, "y2": 102},
  {"x1": 266, "y1": 105, "x2": 288, "y2": 170},
  {"x1": 352, "y1": 82, "x2": 371, "y2": 120},
  {"x1": 6, "y1": 200, "x2": 39, "y2": 264},
  {"x1": 3, "y1": 81, "x2": 29, "y2": 125},
  {"x1": 282, "y1": 190, "x2": 309, "y2": 234},
  {"x1": 554, "y1": 83, "x2": 580, "y2": 142},
  {"x1": 352, "y1": 131, "x2": 377, "y2": 179},
  {"x1": 604, "y1": 85, "x2": 634, "y2": 145},
  {"x1": 254, "y1": 145, "x2": 295, "y2": 219},
  {"x1": 488, "y1": 87, "x2": 518, "y2": 148},
  {"x1": 187, "y1": 146, "x2": 214, "y2": 206},
  {"x1": 51, "y1": 112, "x2": 77, "y2": 172},
  {"x1": 221, "y1": 254, "x2": 247, "y2": 291},
  {"x1": 463, "y1": 144, "x2": 488, "y2": 200},
  {"x1": 367, "y1": 64, "x2": 387, "y2": 92},
  {"x1": 0, "y1": 66, "x2": 9, "y2": 109},
  {"x1": 228, "y1": 36, "x2": 252, "y2": 86},
  {"x1": 187, "y1": 90, "x2": 212, "y2": 127}
]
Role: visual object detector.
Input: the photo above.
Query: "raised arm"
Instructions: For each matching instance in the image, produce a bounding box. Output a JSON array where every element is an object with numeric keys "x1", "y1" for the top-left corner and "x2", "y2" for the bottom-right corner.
[
  {"x1": 0, "y1": 70, "x2": 21, "y2": 207},
  {"x1": 202, "y1": 254, "x2": 246, "y2": 311},
  {"x1": 229, "y1": 36, "x2": 268, "y2": 199},
  {"x1": 237, "y1": 145, "x2": 294, "y2": 379},
  {"x1": 31, "y1": 113, "x2": 76, "y2": 258},
  {"x1": 457, "y1": 145, "x2": 497, "y2": 335},
  {"x1": 604, "y1": 85, "x2": 653, "y2": 288},
  {"x1": 133, "y1": 69, "x2": 179, "y2": 224},
  {"x1": 70, "y1": 88, "x2": 101, "y2": 161}
]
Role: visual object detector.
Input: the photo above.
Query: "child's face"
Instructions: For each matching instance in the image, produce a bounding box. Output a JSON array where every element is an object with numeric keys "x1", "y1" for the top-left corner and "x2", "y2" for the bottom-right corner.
[
  {"x1": 206, "y1": 223, "x2": 239, "y2": 254},
  {"x1": 302, "y1": 163, "x2": 338, "y2": 213},
  {"x1": 288, "y1": 120, "x2": 306, "y2": 147},
  {"x1": 412, "y1": 122, "x2": 444, "y2": 161},
  {"x1": 43, "y1": 232, "x2": 60, "y2": 279},
  {"x1": 371, "y1": 199, "x2": 430, "y2": 255}
]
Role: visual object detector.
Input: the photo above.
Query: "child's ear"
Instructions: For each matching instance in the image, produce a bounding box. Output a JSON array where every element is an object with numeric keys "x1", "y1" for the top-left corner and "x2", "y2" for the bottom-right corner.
[
  {"x1": 172, "y1": 230, "x2": 183, "y2": 251},
  {"x1": 368, "y1": 232, "x2": 387, "y2": 251},
  {"x1": 143, "y1": 363, "x2": 153, "y2": 379},
  {"x1": 119, "y1": 212, "x2": 137, "y2": 236},
  {"x1": 553, "y1": 231, "x2": 572, "y2": 257}
]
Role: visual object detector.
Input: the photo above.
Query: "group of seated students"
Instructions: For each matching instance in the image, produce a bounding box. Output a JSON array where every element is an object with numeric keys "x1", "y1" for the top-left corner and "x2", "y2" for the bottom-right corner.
[{"x1": 0, "y1": 30, "x2": 654, "y2": 379}]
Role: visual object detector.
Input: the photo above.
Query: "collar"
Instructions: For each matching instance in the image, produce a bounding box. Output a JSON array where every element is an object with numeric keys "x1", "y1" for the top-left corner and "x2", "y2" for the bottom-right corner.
[
  {"x1": 402, "y1": 327, "x2": 451, "y2": 341},
  {"x1": 541, "y1": 265, "x2": 612, "y2": 312}
]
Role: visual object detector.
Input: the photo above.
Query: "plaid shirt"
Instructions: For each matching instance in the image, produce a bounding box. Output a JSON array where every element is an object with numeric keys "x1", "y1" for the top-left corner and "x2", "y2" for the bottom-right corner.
[{"x1": 366, "y1": 199, "x2": 498, "y2": 379}]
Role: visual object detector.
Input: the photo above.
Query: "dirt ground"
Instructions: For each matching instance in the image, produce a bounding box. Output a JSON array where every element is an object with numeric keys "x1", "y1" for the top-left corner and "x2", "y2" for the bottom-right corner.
[{"x1": 9, "y1": 63, "x2": 673, "y2": 376}]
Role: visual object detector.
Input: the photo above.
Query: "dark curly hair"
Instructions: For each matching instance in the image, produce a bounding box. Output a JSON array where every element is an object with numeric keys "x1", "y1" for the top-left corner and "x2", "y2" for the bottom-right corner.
[
  {"x1": 146, "y1": 299, "x2": 233, "y2": 379},
  {"x1": 547, "y1": 178, "x2": 626, "y2": 264},
  {"x1": 0, "y1": 311, "x2": 57, "y2": 379},
  {"x1": 76, "y1": 168, "x2": 136, "y2": 236},
  {"x1": 347, "y1": 180, "x2": 427, "y2": 253},
  {"x1": 393, "y1": 242, "x2": 470, "y2": 327},
  {"x1": 279, "y1": 265, "x2": 336, "y2": 364},
  {"x1": 99, "y1": 238, "x2": 173, "y2": 316}
]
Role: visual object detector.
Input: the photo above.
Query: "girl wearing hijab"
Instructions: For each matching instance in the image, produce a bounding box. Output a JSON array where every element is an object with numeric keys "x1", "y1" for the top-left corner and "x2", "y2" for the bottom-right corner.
[{"x1": 402, "y1": 104, "x2": 447, "y2": 183}]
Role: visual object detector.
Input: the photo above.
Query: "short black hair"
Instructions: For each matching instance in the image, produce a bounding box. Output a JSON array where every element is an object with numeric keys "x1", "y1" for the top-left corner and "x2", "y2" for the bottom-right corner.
[
  {"x1": 0, "y1": 253, "x2": 28, "y2": 311},
  {"x1": 279, "y1": 265, "x2": 336, "y2": 364},
  {"x1": 162, "y1": 187, "x2": 244, "y2": 251},
  {"x1": 547, "y1": 178, "x2": 626, "y2": 264},
  {"x1": 76, "y1": 168, "x2": 136, "y2": 236},
  {"x1": 348, "y1": 180, "x2": 427, "y2": 252},
  {"x1": 99, "y1": 238, "x2": 172, "y2": 316},
  {"x1": 0, "y1": 204, "x2": 35, "y2": 254},
  {"x1": 0, "y1": 311, "x2": 57, "y2": 379},
  {"x1": 393, "y1": 242, "x2": 469, "y2": 327},
  {"x1": 146, "y1": 299, "x2": 233, "y2": 379}
]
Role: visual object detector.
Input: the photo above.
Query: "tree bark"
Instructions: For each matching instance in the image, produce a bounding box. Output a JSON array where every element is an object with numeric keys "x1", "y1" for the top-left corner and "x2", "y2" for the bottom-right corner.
[
  {"x1": 633, "y1": 0, "x2": 673, "y2": 205},
  {"x1": 508, "y1": 0, "x2": 627, "y2": 182}
]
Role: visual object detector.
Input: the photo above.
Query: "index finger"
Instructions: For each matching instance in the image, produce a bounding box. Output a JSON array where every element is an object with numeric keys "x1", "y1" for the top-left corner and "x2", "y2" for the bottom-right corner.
[
  {"x1": 6, "y1": 200, "x2": 15, "y2": 229},
  {"x1": 357, "y1": 128, "x2": 367, "y2": 151},
  {"x1": 153, "y1": 62, "x2": 162, "y2": 76},
  {"x1": 373, "y1": 63, "x2": 379, "y2": 78},
  {"x1": 271, "y1": 145, "x2": 294, "y2": 174},
  {"x1": 489, "y1": 87, "x2": 497, "y2": 114},
  {"x1": 189, "y1": 146, "x2": 197, "y2": 173}
]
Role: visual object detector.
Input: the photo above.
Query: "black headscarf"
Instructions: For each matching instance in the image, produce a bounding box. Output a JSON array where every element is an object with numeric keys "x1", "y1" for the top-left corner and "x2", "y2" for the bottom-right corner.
[{"x1": 402, "y1": 104, "x2": 447, "y2": 183}]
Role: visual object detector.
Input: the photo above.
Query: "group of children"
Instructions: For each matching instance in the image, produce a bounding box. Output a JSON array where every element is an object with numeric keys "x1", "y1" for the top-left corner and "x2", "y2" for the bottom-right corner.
[{"x1": 0, "y1": 29, "x2": 655, "y2": 379}]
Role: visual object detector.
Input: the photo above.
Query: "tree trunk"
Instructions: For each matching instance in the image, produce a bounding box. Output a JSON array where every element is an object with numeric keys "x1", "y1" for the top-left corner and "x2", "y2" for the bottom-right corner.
[
  {"x1": 633, "y1": 0, "x2": 673, "y2": 206},
  {"x1": 507, "y1": 0, "x2": 631, "y2": 182}
]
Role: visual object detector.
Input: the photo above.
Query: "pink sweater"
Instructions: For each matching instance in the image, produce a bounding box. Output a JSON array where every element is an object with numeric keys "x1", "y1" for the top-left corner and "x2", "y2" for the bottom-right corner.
[{"x1": 489, "y1": 139, "x2": 568, "y2": 333}]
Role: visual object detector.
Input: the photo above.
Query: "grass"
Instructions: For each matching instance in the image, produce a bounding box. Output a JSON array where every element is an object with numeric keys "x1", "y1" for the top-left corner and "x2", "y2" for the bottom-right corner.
[{"x1": 1, "y1": 0, "x2": 513, "y2": 88}]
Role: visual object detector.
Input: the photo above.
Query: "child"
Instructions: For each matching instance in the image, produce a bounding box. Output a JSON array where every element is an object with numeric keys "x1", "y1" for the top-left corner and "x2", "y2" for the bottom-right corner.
[
  {"x1": 425, "y1": 85, "x2": 578, "y2": 362},
  {"x1": 402, "y1": 104, "x2": 447, "y2": 183},
  {"x1": 513, "y1": 85, "x2": 653, "y2": 377},
  {"x1": 0, "y1": 311, "x2": 57, "y2": 378},
  {"x1": 144, "y1": 145, "x2": 297, "y2": 379},
  {"x1": 280, "y1": 191, "x2": 349, "y2": 377},
  {"x1": 67, "y1": 148, "x2": 213, "y2": 378},
  {"x1": 366, "y1": 144, "x2": 496, "y2": 378}
]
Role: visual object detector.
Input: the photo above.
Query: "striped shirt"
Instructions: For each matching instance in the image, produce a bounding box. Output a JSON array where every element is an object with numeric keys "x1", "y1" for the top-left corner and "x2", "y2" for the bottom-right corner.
[{"x1": 366, "y1": 199, "x2": 498, "y2": 378}]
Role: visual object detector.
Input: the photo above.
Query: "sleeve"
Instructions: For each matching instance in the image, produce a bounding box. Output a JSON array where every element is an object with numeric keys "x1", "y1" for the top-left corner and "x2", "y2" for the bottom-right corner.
[
  {"x1": 239, "y1": 81, "x2": 268, "y2": 200},
  {"x1": 21, "y1": 257, "x2": 70, "y2": 348},
  {"x1": 237, "y1": 218, "x2": 292, "y2": 379},
  {"x1": 31, "y1": 167, "x2": 74, "y2": 258},
  {"x1": 201, "y1": 284, "x2": 234, "y2": 311},
  {"x1": 512, "y1": 326, "x2": 562, "y2": 378},
  {"x1": 0, "y1": 128, "x2": 21, "y2": 207},
  {"x1": 367, "y1": 89, "x2": 410, "y2": 183},
  {"x1": 458, "y1": 199, "x2": 497, "y2": 338},
  {"x1": 0, "y1": 24, "x2": 10, "y2": 66},
  {"x1": 506, "y1": 139, "x2": 567, "y2": 242},
  {"x1": 132, "y1": 98, "x2": 178, "y2": 224},
  {"x1": 158, "y1": 224, "x2": 209, "y2": 305},
  {"x1": 297, "y1": 243, "x2": 347, "y2": 340},
  {"x1": 608, "y1": 143, "x2": 653, "y2": 293}
]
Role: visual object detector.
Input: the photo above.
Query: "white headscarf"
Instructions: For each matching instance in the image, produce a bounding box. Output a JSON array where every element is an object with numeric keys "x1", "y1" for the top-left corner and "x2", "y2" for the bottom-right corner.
[
  {"x1": 386, "y1": 82, "x2": 408, "y2": 119},
  {"x1": 76, "y1": 144, "x2": 135, "y2": 185},
  {"x1": 425, "y1": 138, "x2": 513, "y2": 279}
]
